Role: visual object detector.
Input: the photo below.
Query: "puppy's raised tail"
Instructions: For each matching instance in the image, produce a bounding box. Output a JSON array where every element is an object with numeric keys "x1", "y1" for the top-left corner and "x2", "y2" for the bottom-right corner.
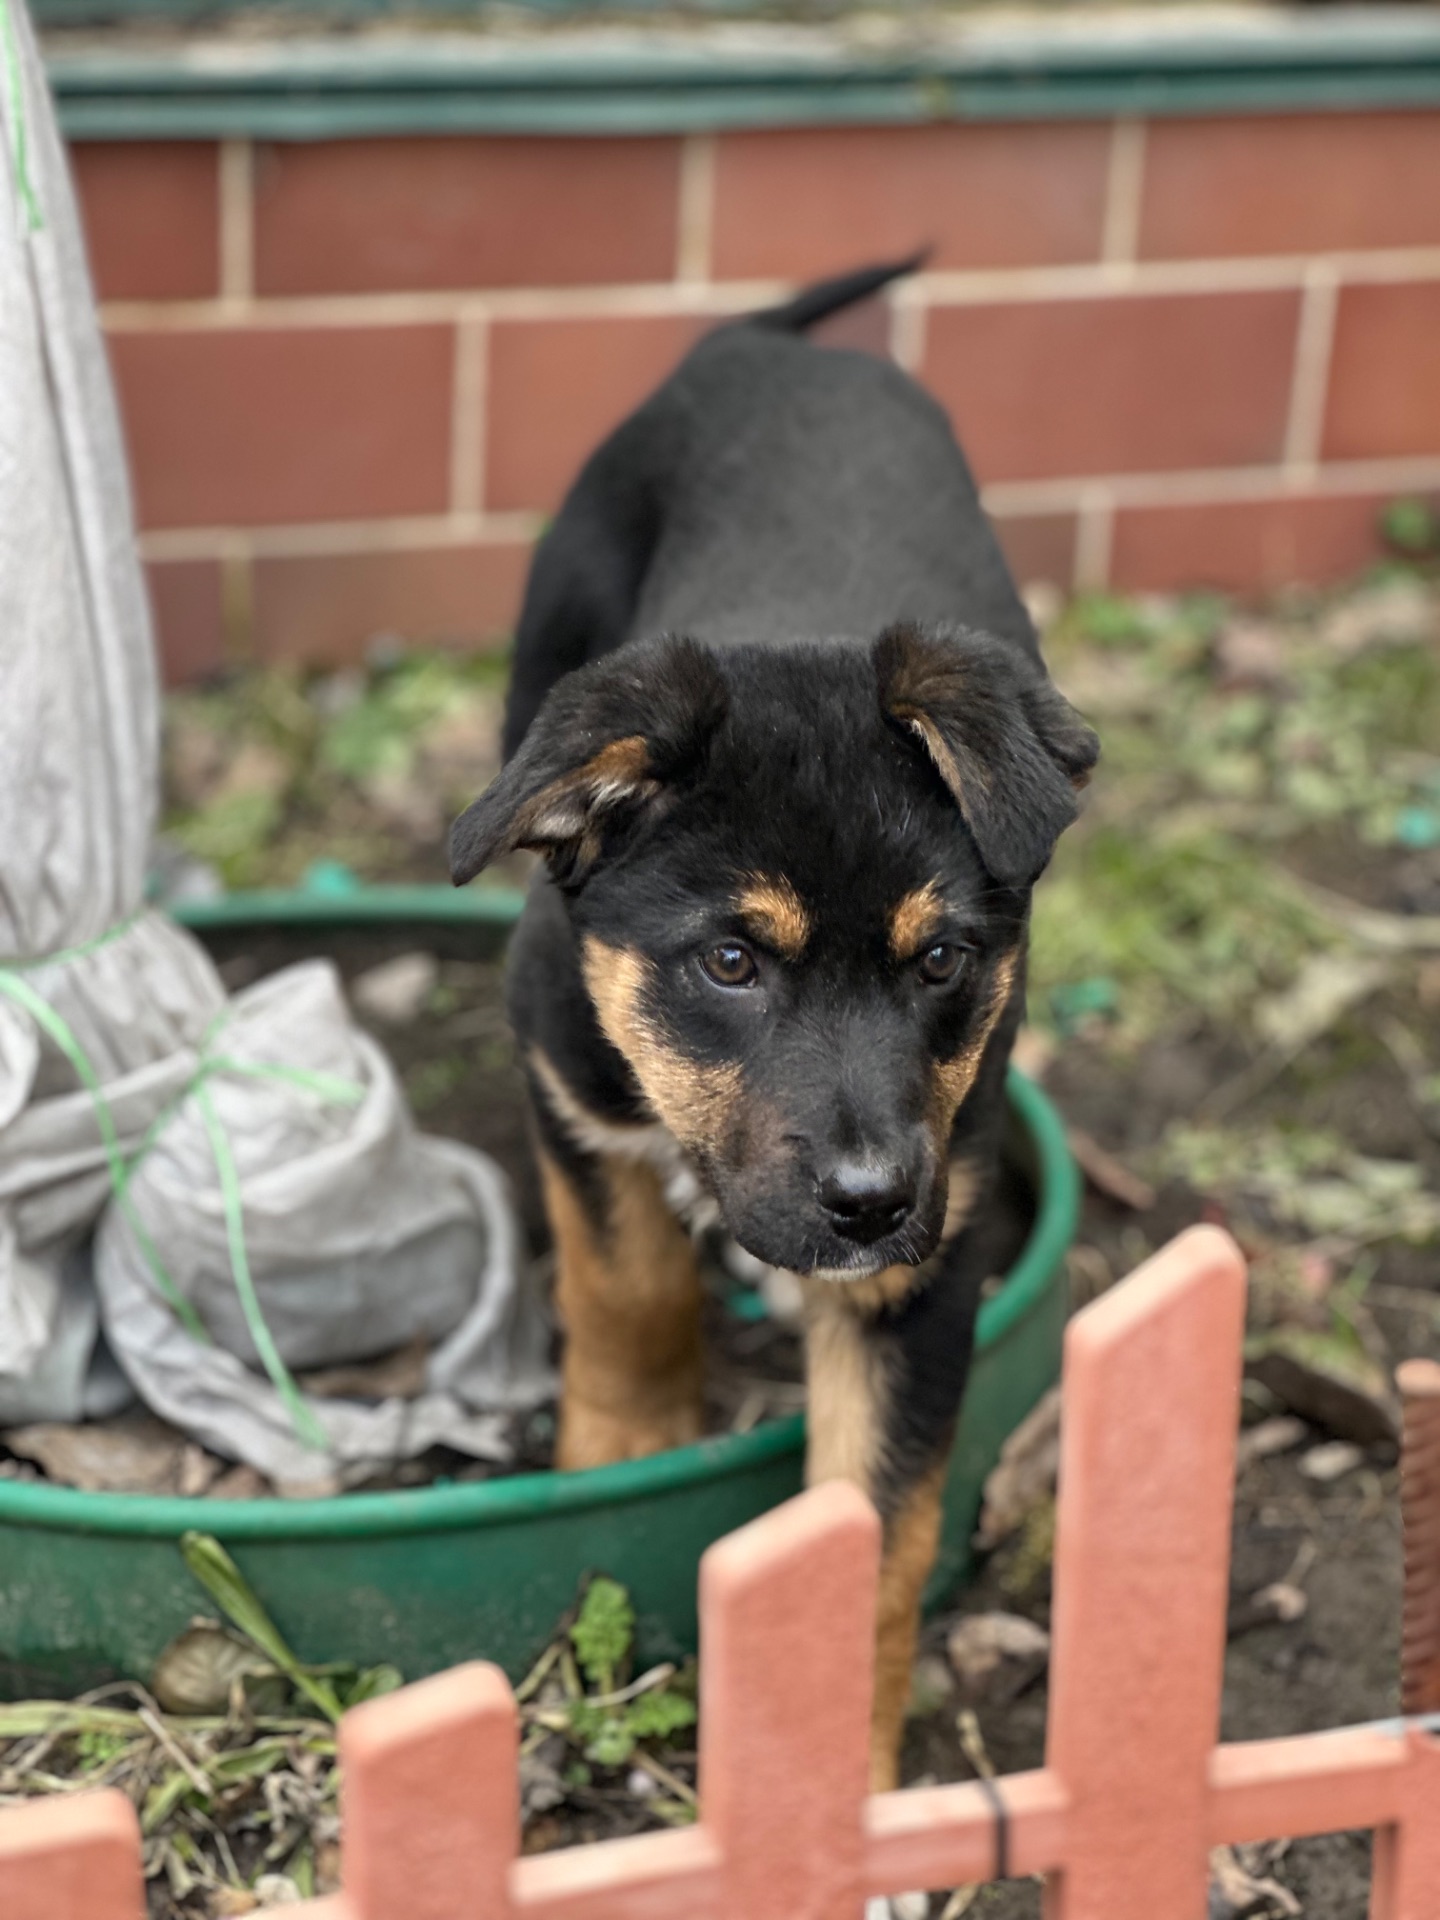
[{"x1": 747, "y1": 251, "x2": 928, "y2": 334}]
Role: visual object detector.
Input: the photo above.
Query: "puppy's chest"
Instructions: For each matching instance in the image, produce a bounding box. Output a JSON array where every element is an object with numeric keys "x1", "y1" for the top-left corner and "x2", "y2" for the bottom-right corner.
[
  {"x1": 546, "y1": 1075, "x2": 719, "y2": 1235},
  {"x1": 606, "y1": 1113, "x2": 812, "y2": 1322},
  {"x1": 615, "y1": 1120, "x2": 718, "y2": 1234},
  {"x1": 540, "y1": 1069, "x2": 819, "y2": 1315}
]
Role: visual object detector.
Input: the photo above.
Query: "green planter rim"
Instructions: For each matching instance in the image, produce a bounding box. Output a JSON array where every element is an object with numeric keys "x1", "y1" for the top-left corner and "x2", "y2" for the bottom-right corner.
[{"x1": 0, "y1": 885, "x2": 1076, "y2": 1543}]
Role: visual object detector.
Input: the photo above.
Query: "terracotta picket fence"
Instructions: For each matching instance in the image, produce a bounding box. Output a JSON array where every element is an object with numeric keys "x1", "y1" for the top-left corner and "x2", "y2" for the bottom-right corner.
[{"x1": 3, "y1": 1223, "x2": 1438, "y2": 1919}]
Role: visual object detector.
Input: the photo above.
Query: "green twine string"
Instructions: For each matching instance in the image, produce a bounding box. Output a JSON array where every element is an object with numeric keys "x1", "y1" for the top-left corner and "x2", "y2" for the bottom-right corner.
[
  {"x1": 0, "y1": 969, "x2": 208, "y2": 1342},
  {"x1": 4, "y1": 911, "x2": 141, "y2": 973},
  {"x1": 0, "y1": 0, "x2": 42, "y2": 234},
  {"x1": 0, "y1": 945, "x2": 364, "y2": 1453},
  {"x1": 194, "y1": 1082, "x2": 330, "y2": 1453}
]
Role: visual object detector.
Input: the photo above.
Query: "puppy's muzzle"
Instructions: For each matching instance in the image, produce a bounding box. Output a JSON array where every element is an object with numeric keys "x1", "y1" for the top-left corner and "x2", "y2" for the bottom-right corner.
[{"x1": 816, "y1": 1157, "x2": 918, "y2": 1246}]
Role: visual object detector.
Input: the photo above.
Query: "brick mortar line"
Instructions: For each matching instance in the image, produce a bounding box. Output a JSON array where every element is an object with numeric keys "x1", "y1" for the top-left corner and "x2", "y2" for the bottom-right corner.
[
  {"x1": 98, "y1": 247, "x2": 1440, "y2": 335},
  {"x1": 676, "y1": 133, "x2": 716, "y2": 285},
  {"x1": 1101, "y1": 120, "x2": 1146, "y2": 268},
  {"x1": 219, "y1": 536, "x2": 254, "y2": 660},
  {"x1": 140, "y1": 511, "x2": 544, "y2": 563},
  {"x1": 218, "y1": 140, "x2": 253, "y2": 304},
  {"x1": 889, "y1": 296, "x2": 925, "y2": 373},
  {"x1": 137, "y1": 456, "x2": 1440, "y2": 565},
  {"x1": 984, "y1": 454, "x2": 1440, "y2": 516},
  {"x1": 99, "y1": 279, "x2": 782, "y2": 333},
  {"x1": 1282, "y1": 265, "x2": 1340, "y2": 474},
  {"x1": 1074, "y1": 486, "x2": 1116, "y2": 588},
  {"x1": 450, "y1": 316, "x2": 488, "y2": 516},
  {"x1": 918, "y1": 247, "x2": 1440, "y2": 305}
]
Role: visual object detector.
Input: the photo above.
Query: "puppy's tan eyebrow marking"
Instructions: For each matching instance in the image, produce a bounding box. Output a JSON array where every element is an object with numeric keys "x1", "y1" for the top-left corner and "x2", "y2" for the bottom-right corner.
[
  {"x1": 889, "y1": 879, "x2": 947, "y2": 960},
  {"x1": 736, "y1": 874, "x2": 811, "y2": 960}
]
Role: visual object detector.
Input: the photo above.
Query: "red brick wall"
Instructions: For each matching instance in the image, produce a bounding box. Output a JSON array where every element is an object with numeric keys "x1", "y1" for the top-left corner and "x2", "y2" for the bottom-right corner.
[{"x1": 68, "y1": 112, "x2": 1440, "y2": 683}]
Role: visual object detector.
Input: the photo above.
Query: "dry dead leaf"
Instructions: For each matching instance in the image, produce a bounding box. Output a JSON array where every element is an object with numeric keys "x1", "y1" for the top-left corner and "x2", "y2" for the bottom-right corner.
[
  {"x1": 251, "y1": 1875, "x2": 304, "y2": 1907},
  {"x1": 976, "y1": 1388, "x2": 1061, "y2": 1550},
  {"x1": 151, "y1": 1622, "x2": 272, "y2": 1716},
  {"x1": 1236, "y1": 1416, "x2": 1309, "y2": 1471},
  {"x1": 946, "y1": 1612, "x2": 1050, "y2": 1696},
  {"x1": 1066, "y1": 1127, "x2": 1157, "y2": 1211},
  {"x1": 301, "y1": 1337, "x2": 429, "y2": 1403},
  {"x1": 1299, "y1": 1440, "x2": 1365, "y2": 1483},
  {"x1": 314, "y1": 1840, "x2": 342, "y2": 1894},
  {"x1": 207, "y1": 1464, "x2": 272, "y2": 1501},
  {"x1": 1254, "y1": 953, "x2": 1389, "y2": 1054},
  {"x1": 273, "y1": 1474, "x2": 343, "y2": 1500},
  {"x1": 1246, "y1": 1349, "x2": 1398, "y2": 1447},
  {"x1": 1228, "y1": 1582, "x2": 1309, "y2": 1638},
  {"x1": 937, "y1": 1892, "x2": 980, "y2": 1920},
  {"x1": 2, "y1": 1415, "x2": 188, "y2": 1493},
  {"x1": 1255, "y1": 1582, "x2": 1308, "y2": 1624},
  {"x1": 351, "y1": 952, "x2": 439, "y2": 1026},
  {"x1": 1209, "y1": 1843, "x2": 1301, "y2": 1918},
  {"x1": 1297, "y1": 877, "x2": 1440, "y2": 954},
  {"x1": 179, "y1": 1444, "x2": 224, "y2": 1497},
  {"x1": 209, "y1": 1892, "x2": 259, "y2": 1918}
]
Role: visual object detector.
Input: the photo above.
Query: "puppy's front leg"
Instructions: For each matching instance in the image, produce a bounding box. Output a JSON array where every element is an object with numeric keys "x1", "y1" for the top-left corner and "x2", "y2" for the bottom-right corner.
[
  {"x1": 538, "y1": 1137, "x2": 705, "y2": 1470},
  {"x1": 803, "y1": 1241, "x2": 982, "y2": 1792}
]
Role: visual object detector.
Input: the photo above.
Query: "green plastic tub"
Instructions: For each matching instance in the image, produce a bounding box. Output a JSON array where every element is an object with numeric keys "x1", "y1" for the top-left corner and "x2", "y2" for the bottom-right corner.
[{"x1": 0, "y1": 879, "x2": 1077, "y2": 1697}]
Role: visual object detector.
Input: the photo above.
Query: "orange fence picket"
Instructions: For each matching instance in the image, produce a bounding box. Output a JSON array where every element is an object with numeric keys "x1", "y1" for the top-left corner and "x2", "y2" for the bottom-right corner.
[{"x1": 1, "y1": 1225, "x2": 1436, "y2": 1919}]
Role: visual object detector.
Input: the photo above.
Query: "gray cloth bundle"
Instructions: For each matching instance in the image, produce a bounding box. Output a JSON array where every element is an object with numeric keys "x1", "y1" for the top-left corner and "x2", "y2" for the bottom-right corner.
[{"x1": 0, "y1": 0, "x2": 551, "y2": 1481}]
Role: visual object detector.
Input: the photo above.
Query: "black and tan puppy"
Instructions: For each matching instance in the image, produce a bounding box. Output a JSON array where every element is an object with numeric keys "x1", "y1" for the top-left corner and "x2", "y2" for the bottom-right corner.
[{"x1": 451, "y1": 260, "x2": 1097, "y2": 1787}]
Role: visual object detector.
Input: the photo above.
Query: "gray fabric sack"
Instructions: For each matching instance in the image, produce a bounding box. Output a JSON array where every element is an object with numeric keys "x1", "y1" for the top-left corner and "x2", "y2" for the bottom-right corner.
[{"x1": 0, "y1": 0, "x2": 551, "y2": 1480}]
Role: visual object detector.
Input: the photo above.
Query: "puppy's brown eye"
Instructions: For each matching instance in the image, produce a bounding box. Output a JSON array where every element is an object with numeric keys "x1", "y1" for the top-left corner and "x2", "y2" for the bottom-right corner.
[
  {"x1": 701, "y1": 943, "x2": 758, "y2": 989},
  {"x1": 917, "y1": 943, "x2": 964, "y2": 986}
]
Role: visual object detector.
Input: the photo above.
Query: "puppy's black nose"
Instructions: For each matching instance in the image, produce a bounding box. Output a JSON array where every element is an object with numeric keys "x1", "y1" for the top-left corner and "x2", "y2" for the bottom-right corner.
[{"x1": 818, "y1": 1159, "x2": 915, "y2": 1243}]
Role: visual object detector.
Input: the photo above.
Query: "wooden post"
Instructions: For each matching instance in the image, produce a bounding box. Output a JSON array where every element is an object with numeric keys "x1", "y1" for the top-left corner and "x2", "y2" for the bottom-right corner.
[
  {"x1": 1369, "y1": 1730, "x2": 1440, "y2": 1920},
  {"x1": 699, "y1": 1479, "x2": 880, "y2": 1920},
  {"x1": 1044, "y1": 1226, "x2": 1247, "y2": 1920},
  {"x1": 0, "y1": 1790, "x2": 145, "y2": 1920},
  {"x1": 340, "y1": 1661, "x2": 518, "y2": 1920},
  {"x1": 1396, "y1": 1359, "x2": 1440, "y2": 1716}
]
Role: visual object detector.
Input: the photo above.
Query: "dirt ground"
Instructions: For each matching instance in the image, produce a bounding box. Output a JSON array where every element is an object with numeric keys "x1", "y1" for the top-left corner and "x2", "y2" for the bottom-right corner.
[{"x1": 7, "y1": 551, "x2": 1440, "y2": 1915}]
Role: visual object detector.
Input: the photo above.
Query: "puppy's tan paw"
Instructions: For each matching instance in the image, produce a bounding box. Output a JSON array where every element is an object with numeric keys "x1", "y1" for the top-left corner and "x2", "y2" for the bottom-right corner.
[
  {"x1": 868, "y1": 1740, "x2": 902, "y2": 1796},
  {"x1": 556, "y1": 1396, "x2": 704, "y2": 1471}
]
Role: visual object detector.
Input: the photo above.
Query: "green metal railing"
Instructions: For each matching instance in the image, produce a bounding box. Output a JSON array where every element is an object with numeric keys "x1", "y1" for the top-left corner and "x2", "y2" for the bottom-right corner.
[{"x1": 40, "y1": 9, "x2": 1440, "y2": 141}]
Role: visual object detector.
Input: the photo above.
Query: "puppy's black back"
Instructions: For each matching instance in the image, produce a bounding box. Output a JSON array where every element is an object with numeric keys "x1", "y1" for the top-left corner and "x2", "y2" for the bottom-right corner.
[{"x1": 504, "y1": 302, "x2": 1033, "y2": 758}]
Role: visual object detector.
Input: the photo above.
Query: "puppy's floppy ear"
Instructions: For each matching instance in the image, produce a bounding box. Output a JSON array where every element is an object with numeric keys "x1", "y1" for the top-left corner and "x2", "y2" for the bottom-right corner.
[
  {"x1": 450, "y1": 634, "x2": 727, "y2": 887},
  {"x1": 875, "y1": 621, "x2": 1099, "y2": 887}
]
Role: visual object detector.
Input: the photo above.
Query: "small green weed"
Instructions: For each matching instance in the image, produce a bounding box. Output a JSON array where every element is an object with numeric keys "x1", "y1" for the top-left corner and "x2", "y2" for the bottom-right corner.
[
  {"x1": 569, "y1": 1574, "x2": 634, "y2": 1693},
  {"x1": 518, "y1": 1573, "x2": 699, "y2": 1822}
]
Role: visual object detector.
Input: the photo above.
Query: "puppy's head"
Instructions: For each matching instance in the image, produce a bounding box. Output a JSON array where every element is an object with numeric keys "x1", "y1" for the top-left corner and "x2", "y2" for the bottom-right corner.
[{"x1": 452, "y1": 625, "x2": 1096, "y2": 1278}]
